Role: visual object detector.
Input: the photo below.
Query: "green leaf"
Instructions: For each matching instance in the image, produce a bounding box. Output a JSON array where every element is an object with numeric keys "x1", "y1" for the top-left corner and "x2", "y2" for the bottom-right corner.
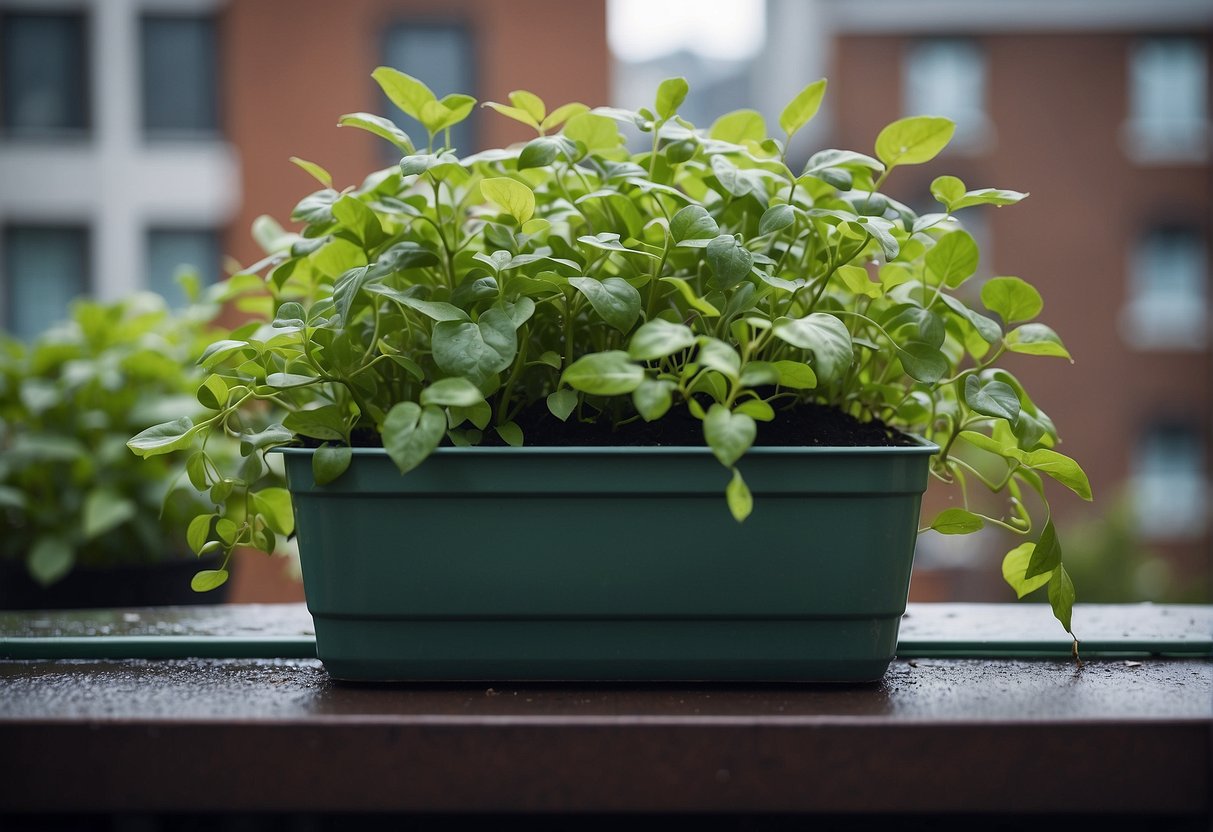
[
  {"x1": 771, "y1": 313, "x2": 853, "y2": 382},
  {"x1": 1026, "y1": 518, "x2": 1062, "y2": 579},
  {"x1": 563, "y1": 112, "x2": 621, "y2": 152},
  {"x1": 670, "y1": 205, "x2": 719, "y2": 243},
  {"x1": 963, "y1": 375, "x2": 1021, "y2": 423},
  {"x1": 367, "y1": 285, "x2": 468, "y2": 322},
  {"x1": 897, "y1": 342, "x2": 948, "y2": 384},
  {"x1": 546, "y1": 388, "x2": 578, "y2": 421},
  {"x1": 312, "y1": 444, "x2": 352, "y2": 486},
  {"x1": 197, "y1": 374, "x2": 228, "y2": 410},
  {"x1": 779, "y1": 78, "x2": 827, "y2": 136},
  {"x1": 929, "y1": 508, "x2": 985, "y2": 535},
  {"x1": 875, "y1": 116, "x2": 956, "y2": 168},
  {"x1": 1002, "y1": 543, "x2": 1052, "y2": 599},
  {"x1": 284, "y1": 406, "x2": 347, "y2": 442},
  {"x1": 709, "y1": 109, "x2": 766, "y2": 144},
  {"x1": 82, "y1": 489, "x2": 136, "y2": 540},
  {"x1": 338, "y1": 112, "x2": 414, "y2": 152},
  {"x1": 772, "y1": 360, "x2": 817, "y2": 389},
  {"x1": 251, "y1": 487, "x2": 294, "y2": 536},
  {"x1": 29, "y1": 536, "x2": 74, "y2": 586},
  {"x1": 1021, "y1": 448, "x2": 1093, "y2": 501},
  {"x1": 372, "y1": 66, "x2": 434, "y2": 121},
  {"x1": 837, "y1": 264, "x2": 881, "y2": 299},
  {"x1": 758, "y1": 204, "x2": 796, "y2": 238},
  {"x1": 738, "y1": 361, "x2": 779, "y2": 387},
  {"x1": 726, "y1": 468, "x2": 753, "y2": 522},
  {"x1": 930, "y1": 175, "x2": 966, "y2": 210},
  {"x1": 191, "y1": 569, "x2": 230, "y2": 593},
  {"x1": 655, "y1": 77, "x2": 689, "y2": 120},
  {"x1": 332, "y1": 195, "x2": 384, "y2": 246},
  {"x1": 560, "y1": 351, "x2": 644, "y2": 396},
  {"x1": 706, "y1": 235, "x2": 754, "y2": 290},
  {"x1": 540, "y1": 102, "x2": 589, "y2": 132},
  {"x1": 1006, "y1": 323, "x2": 1071, "y2": 359},
  {"x1": 432, "y1": 309, "x2": 518, "y2": 382},
  {"x1": 127, "y1": 417, "x2": 197, "y2": 457},
  {"x1": 518, "y1": 136, "x2": 577, "y2": 170},
  {"x1": 483, "y1": 101, "x2": 540, "y2": 129},
  {"x1": 481, "y1": 177, "x2": 535, "y2": 224},
  {"x1": 509, "y1": 90, "x2": 545, "y2": 122},
  {"x1": 289, "y1": 156, "x2": 332, "y2": 188},
  {"x1": 239, "y1": 424, "x2": 294, "y2": 455},
  {"x1": 186, "y1": 452, "x2": 209, "y2": 491},
  {"x1": 981, "y1": 276, "x2": 1043, "y2": 324},
  {"x1": 925, "y1": 230, "x2": 978, "y2": 288},
  {"x1": 421, "y1": 378, "x2": 486, "y2": 408},
  {"x1": 733, "y1": 399, "x2": 775, "y2": 421},
  {"x1": 697, "y1": 337, "x2": 742, "y2": 380},
  {"x1": 660, "y1": 277, "x2": 721, "y2": 317},
  {"x1": 383, "y1": 401, "x2": 446, "y2": 475},
  {"x1": 632, "y1": 378, "x2": 675, "y2": 422},
  {"x1": 952, "y1": 187, "x2": 1028, "y2": 210},
  {"x1": 569, "y1": 276, "x2": 642, "y2": 333},
  {"x1": 187, "y1": 514, "x2": 214, "y2": 555},
  {"x1": 1048, "y1": 564, "x2": 1076, "y2": 634},
  {"x1": 703, "y1": 404, "x2": 756, "y2": 468},
  {"x1": 496, "y1": 421, "x2": 524, "y2": 446},
  {"x1": 629, "y1": 319, "x2": 696, "y2": 361}
]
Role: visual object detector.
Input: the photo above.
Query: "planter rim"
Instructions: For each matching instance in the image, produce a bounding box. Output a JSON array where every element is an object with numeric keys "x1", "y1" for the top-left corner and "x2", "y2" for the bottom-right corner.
[{"x1": 274, "y1": 436, "x2": 939, "y2": 459}]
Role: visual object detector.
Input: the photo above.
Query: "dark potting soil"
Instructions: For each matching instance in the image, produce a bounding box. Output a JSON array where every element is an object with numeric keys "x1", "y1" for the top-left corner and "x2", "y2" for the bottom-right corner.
[{"x1": 337, "y1": 401, "x2": 913, "y2": 449}]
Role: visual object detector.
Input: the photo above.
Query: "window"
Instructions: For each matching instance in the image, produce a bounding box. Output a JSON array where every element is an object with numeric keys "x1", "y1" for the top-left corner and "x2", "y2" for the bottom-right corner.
[
  {"x1": 1122, "y1": 228, "x2": 1207, "y2": 349},
  {"x1": 146, "y1": 229, "x2": 220, "y2": 308},
  {"x1": 141, "y1": 15, "x2": 219, "y2": 136},
  {"x1": 383, "y1": 23, "x2": 476, "y2": 155},
  {"x1": 2, "y1": 226, "x2": 89, "y2": 340},
  {"x1": 0, "y1": 12, "x2": 89, "y2": 136},
  {"x1": 903, "y1": 39, "x2": 989, "y2": 149},
  {"x1": 1132, "y1": 425, "x2": 1208, "y2": 540},
  {"x1": 1126, "y1": 38, "x2": 1208, "y2": 161}
]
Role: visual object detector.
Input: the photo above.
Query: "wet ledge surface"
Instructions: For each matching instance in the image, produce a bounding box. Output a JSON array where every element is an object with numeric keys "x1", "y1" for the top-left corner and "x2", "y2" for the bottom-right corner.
[{"x1": 0, "y1": 604, "x2": 1210, "y2": 815}]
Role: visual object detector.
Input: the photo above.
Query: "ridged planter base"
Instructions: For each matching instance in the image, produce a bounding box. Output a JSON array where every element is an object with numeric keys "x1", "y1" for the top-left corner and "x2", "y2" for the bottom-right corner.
[{"x1": 277, "y1": 443, "x2": 936, "y2": 683}]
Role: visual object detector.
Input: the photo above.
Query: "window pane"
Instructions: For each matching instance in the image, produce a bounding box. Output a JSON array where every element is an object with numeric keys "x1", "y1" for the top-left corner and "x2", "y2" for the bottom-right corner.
[
  {"x1": 1124, "y1": 229, "x2": 1207, "y2": 349},
  {"x1": 1132, "y1": 425, "x2": 1207, "y2": 539},
  {"x1": 146, "y1": 229, "x2": 219, "y2": 308},
  {"x1": 0, "y1": 13, "x2": 88, "y2": 134},
  {"x1": 1131, "y1": 39, "x2": 1207, "y2": 135},
  {"x1": 904, "y1": 39, "x2": 986, "y2": 143},
  {"x1": 3, "y1": 227, "x2": 89, "y2": 340},
  {"x1": 383, "y1": 24, "x2": 476, "y2": 154},
  {"x1": 141, "y1": 16, "x2": 218, "y2": 134}
]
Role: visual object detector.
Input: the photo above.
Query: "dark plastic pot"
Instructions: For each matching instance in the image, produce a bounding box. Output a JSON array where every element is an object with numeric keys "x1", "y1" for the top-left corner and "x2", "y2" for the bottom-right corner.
[
  {"x1": 0, "y1": 553, "x2": 231, "y2": 611},
  {"x1": 277, "y1": 442, "x2": 937, "y2": 682}
]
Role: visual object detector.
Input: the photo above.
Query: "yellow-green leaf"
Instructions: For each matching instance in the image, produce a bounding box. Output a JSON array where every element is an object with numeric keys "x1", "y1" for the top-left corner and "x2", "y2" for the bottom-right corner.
[
  {"x1": 779, "y1": 79, "x2": 827, "y2": 137},
  {"x1": 875, "y1": 116, "x2": 956, "y2": 168},
  {"x1": 289, "y1": 157, "x2": 332, "y2": 188},
  {"x1": 481, "y1": 177, "x2": 536, "y2": 224}
]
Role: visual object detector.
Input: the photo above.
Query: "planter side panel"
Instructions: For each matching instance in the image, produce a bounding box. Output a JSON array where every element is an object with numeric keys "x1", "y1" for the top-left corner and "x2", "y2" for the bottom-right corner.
[{"x1": 281, "y1": 447, "x2": 932, "y2": 682}]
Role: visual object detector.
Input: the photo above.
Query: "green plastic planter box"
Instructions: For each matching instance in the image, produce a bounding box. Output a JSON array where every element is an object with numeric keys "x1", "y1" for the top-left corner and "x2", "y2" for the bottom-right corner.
[{"x1": 277, "y1": 442, "x2": 937, "y2": 682}]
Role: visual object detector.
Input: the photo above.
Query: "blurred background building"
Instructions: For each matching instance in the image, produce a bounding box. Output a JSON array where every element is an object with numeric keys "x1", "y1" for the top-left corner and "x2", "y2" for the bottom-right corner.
[{"x1": 0, "y1": 0, "x2": 1209, "y2": 602}]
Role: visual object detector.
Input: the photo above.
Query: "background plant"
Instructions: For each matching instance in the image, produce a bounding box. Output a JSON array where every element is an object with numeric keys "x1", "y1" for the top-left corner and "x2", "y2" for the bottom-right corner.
[
  {"x1": 128, "y1": 71, "x2": 1091, "y2": 640},
  {"x1": 1, "y1": 290, "x2": 219, "y2": 585}
]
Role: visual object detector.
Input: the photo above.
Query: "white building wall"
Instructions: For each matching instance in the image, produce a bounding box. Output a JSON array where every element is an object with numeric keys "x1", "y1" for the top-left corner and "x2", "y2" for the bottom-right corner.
[{"x1": 0, "y1": 0, "x2": 239, "y2": 314}]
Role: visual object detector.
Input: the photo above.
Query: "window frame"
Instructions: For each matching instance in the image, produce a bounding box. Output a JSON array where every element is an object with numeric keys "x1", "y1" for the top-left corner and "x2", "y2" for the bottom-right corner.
[
  {"x1": 139, "y1": 12, "x2": 222, "y2": 141},
  {"x1": 0, "y1": 9, "x2": 92, "y2": 141},
  {"x1": 901, "y1": 36, "x2": 992, "y2": 154},
  {"x1": 0, "y1": 222, "x2": 93, "y2": 339}
]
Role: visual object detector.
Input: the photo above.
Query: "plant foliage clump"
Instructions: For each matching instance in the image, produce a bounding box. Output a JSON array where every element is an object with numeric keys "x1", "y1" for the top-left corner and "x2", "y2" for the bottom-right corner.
[{"x1": 129, "y1": 72, "x2": 1091, "y2": 635}]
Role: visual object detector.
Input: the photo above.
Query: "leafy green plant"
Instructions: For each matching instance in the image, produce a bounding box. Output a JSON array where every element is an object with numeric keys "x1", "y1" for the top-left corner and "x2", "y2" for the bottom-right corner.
[
  {"x1": 128, "y1": 71, "x2": 1091, "y2": 639},
  {"x1": 1, "y1": 292, "x2": 219, "y2": 586}
]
